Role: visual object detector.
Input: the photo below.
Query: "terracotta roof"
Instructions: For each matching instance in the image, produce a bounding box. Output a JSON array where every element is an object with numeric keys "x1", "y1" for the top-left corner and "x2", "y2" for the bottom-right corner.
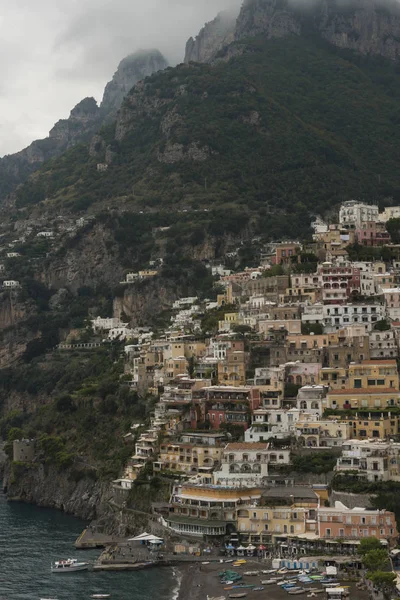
[
  {"x1": 225, "y1": 442, "x2": 269, "y2": 450},
  {"x1": 328, "y1": 388, "x2": 399, "y2": 395}
]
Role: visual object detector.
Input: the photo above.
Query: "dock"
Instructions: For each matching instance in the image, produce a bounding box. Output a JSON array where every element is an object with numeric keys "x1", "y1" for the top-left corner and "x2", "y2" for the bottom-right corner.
[{"x1": 75, "y1": 528, "x2": 124, "y2": 549}]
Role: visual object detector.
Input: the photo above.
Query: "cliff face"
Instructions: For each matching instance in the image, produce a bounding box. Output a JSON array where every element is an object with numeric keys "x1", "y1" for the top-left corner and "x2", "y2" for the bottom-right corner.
[
  {"x1": 101, "y1": 50, "x2": 168, "y2": 116},
  {"x1": 184, "y1": 9, "x2": 239, "y2": 63},
  {"x1": 235, "y1": 0, "x2": 400, "y2": 60}
]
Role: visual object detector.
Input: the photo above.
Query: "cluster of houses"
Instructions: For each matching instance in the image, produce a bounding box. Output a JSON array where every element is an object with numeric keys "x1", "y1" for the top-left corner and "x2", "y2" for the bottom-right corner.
[{"x1": 105, "y1": 201, "x2": 400, "y2": 550}]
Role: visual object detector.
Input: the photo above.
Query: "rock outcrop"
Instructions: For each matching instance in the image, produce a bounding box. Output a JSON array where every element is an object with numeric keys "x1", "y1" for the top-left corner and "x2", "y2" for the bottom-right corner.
[
  {"x1": 101, "y1": 49, "x2": 168, "y2": 116},
  {"x1": 184, "y1": 8, "x2": 240, "y2": 63},
  {"x1": 235, "y1": 0, "x2": 400, "y2": 60}
]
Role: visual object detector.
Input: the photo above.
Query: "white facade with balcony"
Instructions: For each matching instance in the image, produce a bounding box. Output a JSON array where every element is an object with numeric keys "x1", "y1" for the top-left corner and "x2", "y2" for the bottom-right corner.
[
  {"x1": 339, "y1": 201, "x2": 379, "y2": 228},
  {"x1": 323, "y1": 304, "x2": 384, "y2": 332}
]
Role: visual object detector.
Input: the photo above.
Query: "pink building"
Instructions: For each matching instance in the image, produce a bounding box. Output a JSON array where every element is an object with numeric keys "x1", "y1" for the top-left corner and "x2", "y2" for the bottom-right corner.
[
  {"x1": 318, "y1": 263, "x2": 361, "y2": 305},
  {"x1": 318, "y1": 502, "x2": 397, "y2": 544},
  {"x1": 355, "y1": 221, "x2": 390, "y2": 247}
]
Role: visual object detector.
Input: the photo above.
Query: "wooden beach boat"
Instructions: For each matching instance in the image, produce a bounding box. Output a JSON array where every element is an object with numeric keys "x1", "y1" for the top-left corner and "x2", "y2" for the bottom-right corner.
[
  {"x1": 288, "y1": 588, "x2": 306, "y2": 595},
  {"x1": 229, "y1": 594, "x2": 247, "y2": 599},
  {"x1": 243, "y1": 571, "x2": 259, "y2": 576}
]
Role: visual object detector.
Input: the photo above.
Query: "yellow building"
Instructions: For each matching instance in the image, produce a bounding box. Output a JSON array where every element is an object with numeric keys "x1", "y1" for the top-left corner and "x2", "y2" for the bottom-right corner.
[
  {"x1": 217, "y1": 349, "x2": 247, "y2": 386},
  {"x1": 167, "y1": 483, "x2": 261, "y2": 536},
  {"x1": 165, "y1": 357, "x2": 188, "y2": 381},
  {"x1": 325, "y1": 388, "x2": 400, "y2": 411},
  {"x1": 342, "y1": 412, "x2": 400, "y2": 439},
  {"x1": 348, "y1": 360, "x2": 399, "y2": 390},
  {"x1": 154, "y1": 442, "x2": 223, "y2": 475},
  {"x1": 295, "y1": 418, "x2": 350, "y2": 448},
  {"x1": 218, "y1": 312, "x2": 239, "y2": 332},
  {"x1": 237, "y1": 487, "x2": 319, "y2": 544},
  {"x1": 319, "y1": 367, "x2": 348, "y2": 389}
]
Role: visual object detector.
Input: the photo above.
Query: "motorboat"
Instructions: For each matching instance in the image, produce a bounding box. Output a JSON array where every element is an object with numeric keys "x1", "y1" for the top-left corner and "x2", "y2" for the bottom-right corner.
[
  {"x1": 243, "y1": 571, "x2": 259, "y2": 576},
  {"x1": 51, "y1": 558, "x2": 89, "y2": 573},
  {"x1": 262, "y1": 569, "x2": 276, "y2": 575},
  {"x1": 288, "y1": 588, "x2": 306, "y2": 595},
  {"x1": 253, "y1": 587, "x2": 264, "y2": 592},
  {"x1": 91, "y1": 596, "x2": 110, "y2": 599}
]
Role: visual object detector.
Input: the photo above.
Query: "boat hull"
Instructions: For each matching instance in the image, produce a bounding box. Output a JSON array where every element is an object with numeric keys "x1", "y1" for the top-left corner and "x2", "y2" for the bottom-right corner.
[{"x1": 51, "y1": 565, "x2": 89, "y2": 573}]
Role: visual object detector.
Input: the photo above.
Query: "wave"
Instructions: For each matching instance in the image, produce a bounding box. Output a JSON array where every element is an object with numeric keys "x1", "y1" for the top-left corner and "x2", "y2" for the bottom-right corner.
[{"x1": 170, "y1": 567, "x2": 183, "y2": 600}]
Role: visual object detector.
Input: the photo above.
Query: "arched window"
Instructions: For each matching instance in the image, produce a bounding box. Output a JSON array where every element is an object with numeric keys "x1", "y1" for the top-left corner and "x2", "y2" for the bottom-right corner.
[
  {"x1": 296, "y1": 375, "x2": 302, "y2": 385},
  {"x1": 300, "y1": 401, "x2": 307, "y2": 410}
]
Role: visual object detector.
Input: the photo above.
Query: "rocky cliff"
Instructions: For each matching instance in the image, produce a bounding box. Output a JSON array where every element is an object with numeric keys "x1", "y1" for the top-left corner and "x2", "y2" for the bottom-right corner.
[
  {"x1": 235, "y1": 0, "x2": 400, "y2": 60},
  {"x1": 184, "y1": 9, "x2": 239, "y2": 63},
  {"x1": 101, "y1": 49, "x2": 168, "y2": 116}
]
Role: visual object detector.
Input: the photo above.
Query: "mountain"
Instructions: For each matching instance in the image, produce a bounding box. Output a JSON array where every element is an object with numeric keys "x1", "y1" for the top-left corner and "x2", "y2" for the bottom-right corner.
[
  {"x1": 0, "y1": 49, "x2": 168, "y2": 206},
  {"x1": 234, "y1": 0, "x2": 400, "y2": 60},
  {"x1": 12, "y1": 14, "x2": 400, "y2": 233},
  {"x1": 101, "y1": 49, "x2": 169, "y2": 116},
  {"x1": 184, "y1": 8, "x2": 239, "y2": 63}
]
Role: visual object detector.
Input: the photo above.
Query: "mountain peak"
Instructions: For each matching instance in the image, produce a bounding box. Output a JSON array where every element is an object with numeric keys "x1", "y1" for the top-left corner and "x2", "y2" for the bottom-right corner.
[
  {"x1": 184, "y1": 8, "x2": 240, "y2": 64},
  {"x1": 100, "y1": 49, "x2": 168, "y2": 115}
]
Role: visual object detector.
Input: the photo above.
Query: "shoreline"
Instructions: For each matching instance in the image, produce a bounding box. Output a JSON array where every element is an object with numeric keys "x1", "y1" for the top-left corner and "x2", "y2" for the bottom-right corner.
[{"x1": 175, "y1": 560, "x2": 371, "y2": 600}]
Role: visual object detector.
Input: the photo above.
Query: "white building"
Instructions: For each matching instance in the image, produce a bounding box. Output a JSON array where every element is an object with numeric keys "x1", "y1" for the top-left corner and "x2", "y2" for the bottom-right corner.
[
  {"x1": 108, "y1": 327, "x2": 135, "y2": 341},
  {"x1": 92, "y1": 317, "x2": 127, "y2": 332},
  {"x1": 296, "y1": 386, "x2": 326, "y2": 417},
  {"x1": 369, "y1": 330, "x2": 398, "y2": 360},
  {"x1": 335, "y1": 439, "x2": 400, "y2": 482},
  {"x1": 213, "y1": 442, "x2": 290, "y2": 487},
  {"x1": 3, "y1": 280, "x2": 20, "y2": 289},
  {"x1": 323, "y1": 304, "x2": 384, "y2": 332},
  {"x1": 36, "y1": 231, "x2": 54, "y2": 238},
  {"x1": 6, "y1": 252, "x2": 20, "y2": 258},
  {"x1": 172, "y1": 297, "x2": 198, "y2": 309},
  {"x1": 378, "y1": 206, "x2": 400, "y2": 223},
  {"x1": 339, "y1": 201, "x2": 379, "y2": 228},
  {"x1": 301, "y1": 304, "x2": 324, "y2": 326},
  {"x1": 245, "y1": 408, "x2": 301, "y2": 442}
]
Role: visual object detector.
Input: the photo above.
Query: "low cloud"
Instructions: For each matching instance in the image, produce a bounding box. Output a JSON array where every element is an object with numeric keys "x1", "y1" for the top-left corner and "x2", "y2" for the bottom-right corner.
[{"x1": 0, "y1": 0, "x2": 242, "y2": 156}]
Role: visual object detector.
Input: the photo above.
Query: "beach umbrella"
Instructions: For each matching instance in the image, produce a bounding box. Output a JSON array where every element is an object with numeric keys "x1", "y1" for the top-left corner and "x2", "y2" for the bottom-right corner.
[
  {"x1": 258, "y1": 545, "x2": 266, "y2": 550},
  {"x1": 247, "y1": 544, "x2": 256, "y2": 550}
]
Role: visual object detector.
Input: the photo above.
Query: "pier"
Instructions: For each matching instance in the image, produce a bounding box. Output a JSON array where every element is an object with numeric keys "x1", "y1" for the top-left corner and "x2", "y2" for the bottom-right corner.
[{"x1": 75, "y1": 528, "x2": 124, "y2": 549}]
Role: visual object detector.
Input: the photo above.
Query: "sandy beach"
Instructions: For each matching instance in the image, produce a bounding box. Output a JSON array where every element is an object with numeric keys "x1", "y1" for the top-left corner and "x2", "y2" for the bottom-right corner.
[{"x1": 177, "y1": 560, "x2": 371, "y2": 600}]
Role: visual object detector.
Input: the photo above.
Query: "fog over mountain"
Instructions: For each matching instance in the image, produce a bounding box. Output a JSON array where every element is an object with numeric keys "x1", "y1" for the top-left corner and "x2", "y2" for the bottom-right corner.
[{"x1": 0, "y1": 0, "x2": 241, "y2": 156}]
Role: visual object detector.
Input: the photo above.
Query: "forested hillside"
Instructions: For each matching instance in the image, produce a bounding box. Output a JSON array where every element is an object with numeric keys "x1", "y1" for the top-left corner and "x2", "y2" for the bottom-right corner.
[{"x1": 12, "y1": 34, "x2": 400, "y2": 238}]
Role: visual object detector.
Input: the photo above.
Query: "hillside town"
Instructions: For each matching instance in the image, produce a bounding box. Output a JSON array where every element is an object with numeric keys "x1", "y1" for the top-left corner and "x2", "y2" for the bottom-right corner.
[
  {"x1": 69, "y1": 200, "x2": 400, "y2": 556},
  {"x1": 10, "y1": 201, "x2": 400, "y2": 574}
]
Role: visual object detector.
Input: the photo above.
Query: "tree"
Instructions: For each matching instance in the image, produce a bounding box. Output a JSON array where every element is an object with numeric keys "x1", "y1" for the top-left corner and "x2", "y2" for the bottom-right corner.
[
  {"x1": 386, "y1": 218, "x2": 400, "y2": 244},
  {"x1": 367, "y1": 571, "x2": 396, "y2": 592},
  {"x1": 359, "y1": 537, "x2": 383, "y2": 556},
  {"x1": 55, "y1": 394, "x2": 76, "y2": 413},
  {"x1": 363, "y1": 549, "x2": 389, "y2": 572},
  {"x1": 374, "y1": 319, "x2": 391, "y2": 331},
  {"x1": 7, "y1": 427, "x2": 23, "y2": 442}
]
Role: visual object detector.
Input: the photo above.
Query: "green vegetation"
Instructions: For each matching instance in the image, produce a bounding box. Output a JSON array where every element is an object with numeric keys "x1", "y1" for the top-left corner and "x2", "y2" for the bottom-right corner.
[
  {"x1": 332, "y1": 476, "x2": 400, "y2": 526},
  {"x1": 0, "y1": 346, "x2": 154, "y2": 479},
  {"x1": 359, "y1": 536, "x2": 384, "y2": 556},
  {"x1": 291, "y1": 451, "x2": 337, "y2": 474},
  {"x1": 13, "y1": 34, "x2": 400, "y2": 238}
]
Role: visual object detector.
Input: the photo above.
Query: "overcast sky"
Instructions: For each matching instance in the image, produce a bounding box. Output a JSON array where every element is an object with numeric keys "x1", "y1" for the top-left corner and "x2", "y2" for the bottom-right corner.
[{"x1": 0, "y1": 0, "x2": 242, "y2": 157}]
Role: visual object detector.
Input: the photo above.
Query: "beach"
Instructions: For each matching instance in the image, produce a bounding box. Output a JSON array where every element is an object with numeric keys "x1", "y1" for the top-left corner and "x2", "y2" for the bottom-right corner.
[{"x1": 177, "y1": 560, "x2": 371, "y2": 600}]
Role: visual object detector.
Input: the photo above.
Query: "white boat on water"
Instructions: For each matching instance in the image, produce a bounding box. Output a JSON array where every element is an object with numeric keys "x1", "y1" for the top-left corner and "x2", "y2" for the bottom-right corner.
[
  {"x1": 51, "y1": 558, "x2": 89, "y2": 573},
  {"x1": 91, "y1": 595, "x2": 111, "y2": 599}
]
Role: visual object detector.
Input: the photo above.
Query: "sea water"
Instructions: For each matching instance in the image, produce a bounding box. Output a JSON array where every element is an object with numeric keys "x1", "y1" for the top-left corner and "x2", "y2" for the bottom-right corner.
[{"x1": 0, "y1": 489, "x2": 177, "y2": 600}]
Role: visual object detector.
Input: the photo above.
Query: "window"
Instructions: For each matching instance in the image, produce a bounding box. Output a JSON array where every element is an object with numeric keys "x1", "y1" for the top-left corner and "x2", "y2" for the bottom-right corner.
[{"x1": 326, "y1": 528, "x2": 331, "y2": 537}]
